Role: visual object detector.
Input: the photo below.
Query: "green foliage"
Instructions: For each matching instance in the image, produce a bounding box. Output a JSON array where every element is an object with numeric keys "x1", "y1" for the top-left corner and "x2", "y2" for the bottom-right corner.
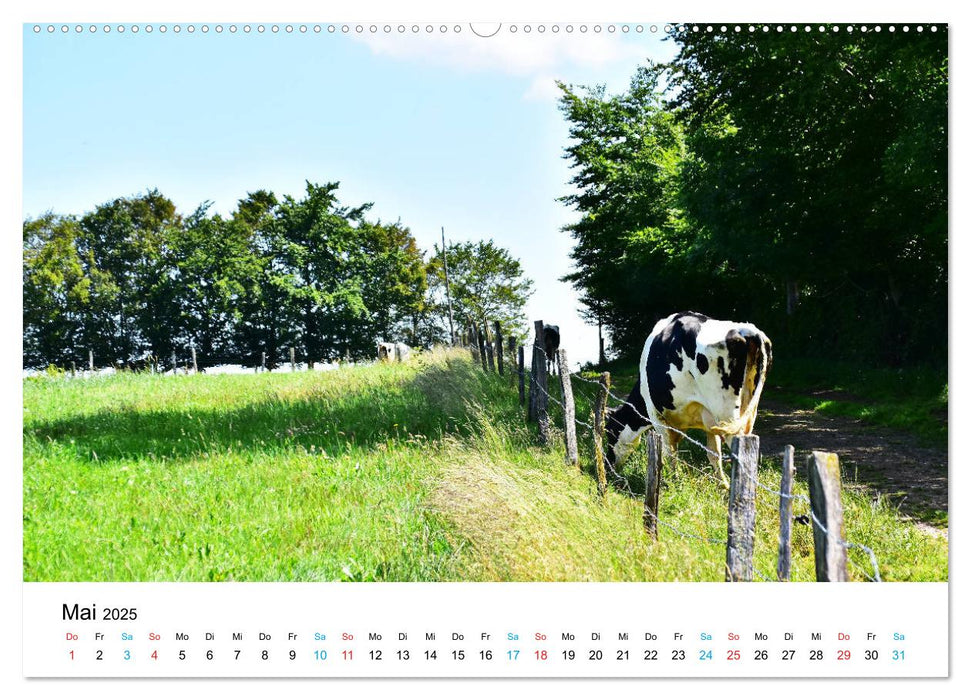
[
  {"x1": 560, "y1": 29, "x2": 947, "y2": 366},
  {"x1": 424, "y1": 240, "x2": 534, "y2": 343},
  {"x1": 558, "y1": 65, "x2": 699, "y2": 351},
  {"x1": 24, "y1": 182, "x2": 531, "y2": 369}
]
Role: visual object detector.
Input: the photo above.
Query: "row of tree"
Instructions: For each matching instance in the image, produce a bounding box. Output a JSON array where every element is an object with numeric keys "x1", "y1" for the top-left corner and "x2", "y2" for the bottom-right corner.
[
  {"x1": 23, "y1": 182, "x2": 533, "y2": 370},
  {"x1": 559, "y1": 28, "x2": 947, "y2": 366}
]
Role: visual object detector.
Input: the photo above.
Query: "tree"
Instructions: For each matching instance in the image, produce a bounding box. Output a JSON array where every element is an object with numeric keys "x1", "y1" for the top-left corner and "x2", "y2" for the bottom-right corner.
[
  {"x1": 350, "y1": 220, "x2": 427, "y2": 352},
  {"x1": 268, "y1": 182, "x2": 372, "y2": 366},
  {"x1": 23, "y1": 214, "x2": 86, "y2": 367},
  {"x1": 164, "y1": 204, "x2": 262, "y2": 366},
  {"x1": 558, "y1": 29, "x2": 947, "y2": 366},
  {"x1": 669, "y1": 26, "x2": 947, "y2": 363},
  {"x1": 425, "y1": 240, "x2": 533, "y2": 343},
  {"x1": 558, "y1": 65, "x2": 697, "y2": 356},
  {"x1": 77, "y1": 190, "x2": 181, "y2": 365}
]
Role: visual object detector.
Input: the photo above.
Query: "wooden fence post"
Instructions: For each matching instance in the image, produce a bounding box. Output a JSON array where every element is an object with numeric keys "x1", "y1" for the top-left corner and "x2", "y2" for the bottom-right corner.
[
  {"x1": 290, "y1": 346, "x2": 296, "y2": 372},
  {"x1": 494, "y1": 321, "x2": 504, "y2": 376},
  {"x1": 469, "y1": 327, "x2": 478, "y2": 363},
  {"x1": 70, "y1": 361, "x2": 76, "y2": 377},
  {"x1": 171, "y1": 351, "x2": 177, "y2": 375},
  {"x1": 89, "y1": 349, "x2": 95, "y2": 372},
  {"x1": 778, "y1": 445, "x2": 796, "y2": 581},
  {"x1": 532, "y1": 321, "x2": 550, "y2": 444},
  {"x1": 557, "y1": 349, "x2": 578, "y2": 468},
  {"x1": 643, "y1": 431, "x2": 663, "y2": 539},
  {"x1": 807, "y1": 451, "x2": 849, "y2": 582},
  {"x1": 262, "y1": 351, "x2": 267, "y2": 372},
  {"x1": 191, "y1": 346, "x2": 198, "y2": 373},
  {"x1": 517, "y1": 345, "x2": 526, "y2": 408},
  {"x1": 477, "y1": 325, "x2": 488, "y2": 373},
  {"x1": 592, "y1": 372, "x2": 611, "y2": 497},
  {"x1": 726, "y1": 434, "x2": 759, "y2": 582},
  {"x1": 485, "y1": 324, "x2": 496, "y2": 373},
  {"x1": 528, "y1": 321, "x2": 543, "y2": 422}
]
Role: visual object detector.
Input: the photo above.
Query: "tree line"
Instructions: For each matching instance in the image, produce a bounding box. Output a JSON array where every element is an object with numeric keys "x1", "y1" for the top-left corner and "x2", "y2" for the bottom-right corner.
[
  {"x1": 559, "y1": 27, "x2": 946, "y2": 366},
  {"x1": 23, "y1": 182, "x2": 533, "y2": 370}
]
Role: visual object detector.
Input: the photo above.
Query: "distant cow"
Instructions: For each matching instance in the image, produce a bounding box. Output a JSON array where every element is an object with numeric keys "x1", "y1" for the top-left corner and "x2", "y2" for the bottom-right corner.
[
  {"x1": 543, "y1": 324, "x2": 560, "y2": 374},
  {"x1": 377, "y1": 342, "x2": 396, "y2": 362},
  {"x1": 605, "y1": 311, "x2": 772, "y2": 487},
  {"x1": 394, "y1": 343, "x2": 412, "y2": 363}
]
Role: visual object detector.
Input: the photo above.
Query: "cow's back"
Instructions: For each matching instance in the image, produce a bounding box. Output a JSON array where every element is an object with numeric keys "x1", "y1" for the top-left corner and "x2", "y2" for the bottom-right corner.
[{"x1": 639, "y1": 311, "x2": 771, "y2": 435}]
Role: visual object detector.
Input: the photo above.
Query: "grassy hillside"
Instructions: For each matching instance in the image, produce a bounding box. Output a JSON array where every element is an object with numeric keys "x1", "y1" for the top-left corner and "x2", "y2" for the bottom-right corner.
[{"x1": 23, "y1": 349, "x2": 947, "y2": 582}]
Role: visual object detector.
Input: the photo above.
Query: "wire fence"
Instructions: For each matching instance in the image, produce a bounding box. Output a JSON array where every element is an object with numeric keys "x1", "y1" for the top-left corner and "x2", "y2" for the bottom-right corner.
[{"x1": 472, "y1": 330, "x2": 883, "y2": 583}]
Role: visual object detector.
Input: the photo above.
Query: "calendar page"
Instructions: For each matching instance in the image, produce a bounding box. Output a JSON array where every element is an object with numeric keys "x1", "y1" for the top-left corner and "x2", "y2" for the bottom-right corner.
[{"x1": 15, "y1": 0, "x2": 954, "y2": 691}]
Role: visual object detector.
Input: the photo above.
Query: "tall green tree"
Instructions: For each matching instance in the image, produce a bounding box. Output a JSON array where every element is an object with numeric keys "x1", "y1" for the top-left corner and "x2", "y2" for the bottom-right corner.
[
  {"x1": 669, "y1": 27, "x2": 947, "y2": 363},
  {"x1": 350, "y1": 220, "x2": 427, "y2": 352},
  {"x1": 425, "y1": 240, "x2": 533, "y2": 343},
  {"x1": 559, "y1": 30, "x2": 946, "y2": 365},
  {"x1": 77, "y1": 190, "x2": 181, "y2": 364},
  {"x1": 558, "y1": 65, "x2": 699, "y2": 354},
  {"x1": 164, "y1": 204, "x2": 262, "y2": 365},
  {"x1": 23, "y1": 214, "x2": 87, "y2": 368},
  {"x1": 270, "y1": 182, "x2": 372, "y2": 366}
]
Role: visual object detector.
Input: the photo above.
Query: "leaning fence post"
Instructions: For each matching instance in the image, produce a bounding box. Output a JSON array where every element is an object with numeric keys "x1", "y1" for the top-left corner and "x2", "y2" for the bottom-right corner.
[
  {"x1": 477, "y1": 325, "x2": 488, "y2": 373},
  {"x1": 517, "y1": 345, "x2": 526, "y2": 408},
  {"x1": 807, "y1": 451, "x2": 849, "y2": 582},
  {"x1": 494, "y1": 321, "x2": 504, "y2": 376},
  {"x1": 643, "y1": 431, "x2": 663, "y2": 539},
  {"x1": 70, "y1": 361, "x2": 76, "y2": 377},
  {"x1": 556, "y1": 349, "x2": 579, "y2": 468},
  {"x1": 485, "y1": 324, "x2": 496, "y2": 373},
  {"x1": 532, "y1": 321, "x2": 550, "y2": 444},
  {"x1": 506, "y1": 336, "x2": 516, "y2": 383},
  {"x1": 726, "y1": 434, "x2": 759, "y2": 582},
  {"x1": 592, "y1": 372, "x2": 611, "y2": 497},
  {"x1": 778, "y1": 445, "x2": 796, "y2": 581},
  {"x1": 528, "y1": 320, "x2": 543, "y2": 422}
]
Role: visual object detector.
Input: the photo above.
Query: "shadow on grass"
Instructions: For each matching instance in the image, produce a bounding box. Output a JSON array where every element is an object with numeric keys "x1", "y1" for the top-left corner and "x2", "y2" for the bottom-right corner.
[{"x1": 26, "y1": 379, "x2": 464, "y2": 464}]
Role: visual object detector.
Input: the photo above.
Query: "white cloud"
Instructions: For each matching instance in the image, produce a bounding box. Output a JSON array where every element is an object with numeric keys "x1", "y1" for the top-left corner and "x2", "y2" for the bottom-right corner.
[{"x1": 354, "y1": 26, "x2": 649, "y2": 80}]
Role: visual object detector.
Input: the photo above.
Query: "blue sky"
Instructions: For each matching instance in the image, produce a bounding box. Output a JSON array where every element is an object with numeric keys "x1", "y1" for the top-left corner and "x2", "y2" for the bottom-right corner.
[{"x1": 23, "y1": 24, "x2": 677, "y2": 364}]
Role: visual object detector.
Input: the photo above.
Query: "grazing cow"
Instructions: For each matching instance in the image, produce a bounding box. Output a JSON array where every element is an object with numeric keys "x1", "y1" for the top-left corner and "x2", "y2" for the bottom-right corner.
[
  {"x1": 377, "y1": 342, "x2": 396, "y2": 362},
  {"x1": 394, "y1": 343, "x2": 412, "y2": 363},
  {"x1": 543, "y1": 324, "x2": 561, "y2": 374},
  {"x1": 605, "y1": 311, "x2": 772, "y2": 487}
]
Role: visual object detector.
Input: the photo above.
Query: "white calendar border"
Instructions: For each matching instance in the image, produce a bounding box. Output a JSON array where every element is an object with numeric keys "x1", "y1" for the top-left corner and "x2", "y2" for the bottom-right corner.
[{"x1": 3, "y1": 0, "x2": 961, "y2": 696}]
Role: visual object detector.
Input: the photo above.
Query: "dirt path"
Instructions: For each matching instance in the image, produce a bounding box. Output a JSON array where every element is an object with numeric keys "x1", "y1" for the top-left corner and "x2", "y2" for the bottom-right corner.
[{"x1": 757, "y1": 398, "x2": 948, "y2": 535}]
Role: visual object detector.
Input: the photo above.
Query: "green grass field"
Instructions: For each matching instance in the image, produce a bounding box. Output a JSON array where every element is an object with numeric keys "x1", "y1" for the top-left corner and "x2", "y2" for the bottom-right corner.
[{"x1": 23, "y1": 349, "x2": 947, "y2": 582}]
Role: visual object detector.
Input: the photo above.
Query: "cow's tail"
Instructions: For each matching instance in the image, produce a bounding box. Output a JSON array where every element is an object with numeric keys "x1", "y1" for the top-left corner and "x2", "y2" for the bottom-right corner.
[
  {"x1": 739, "y1": 329, "x2": 772, "y2": 432},
  {"x1": 716, "y1": 328, "x2": 772, "y2": 436}
]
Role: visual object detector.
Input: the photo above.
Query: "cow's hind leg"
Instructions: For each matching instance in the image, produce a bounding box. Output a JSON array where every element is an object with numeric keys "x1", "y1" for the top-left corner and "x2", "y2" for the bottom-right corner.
[
  {"x1": 707, "y1": 432, "x2": 729, "y2": 490},
  {"x1": 662, "y1": 430, "x2": 682, "y2": 466}
]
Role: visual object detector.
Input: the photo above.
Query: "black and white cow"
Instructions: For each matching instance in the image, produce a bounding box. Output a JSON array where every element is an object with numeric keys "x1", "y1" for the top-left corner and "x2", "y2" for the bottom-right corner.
[
  {"x1": 543, "y1": 324, "x2": 561, "y2": 374},
  {"x1": 394, "y1": 342, "x2": 412, "y2": 363},
  {"x1": 605, "y1": 311, "x2": 772, "y2": 487},
  {"x1": 377, "y1": 342, "x2": 396, "y2": 362}
]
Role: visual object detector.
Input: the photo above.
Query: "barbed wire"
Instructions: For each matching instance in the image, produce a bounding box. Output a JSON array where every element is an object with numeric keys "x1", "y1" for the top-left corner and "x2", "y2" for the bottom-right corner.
[
  {"x1": 518, "y1": 344, "x2": 884, "y2": 582},
  {"x1": 522, "y1": 367, "x2": 737, "y2": 553}
]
